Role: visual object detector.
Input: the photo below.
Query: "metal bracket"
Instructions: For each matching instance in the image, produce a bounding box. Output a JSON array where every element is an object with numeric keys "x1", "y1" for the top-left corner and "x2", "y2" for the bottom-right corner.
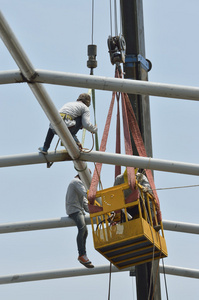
[{"x1": 124, "y1": 54, "x2": 152, "y2": 72}]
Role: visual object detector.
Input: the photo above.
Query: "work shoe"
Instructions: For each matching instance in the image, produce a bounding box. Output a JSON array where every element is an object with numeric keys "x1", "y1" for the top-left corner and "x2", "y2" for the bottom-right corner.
[
  {"x1": 38, "y1": 147, "x2": 48, "y2": 154},
  {"x1": 78, "y1": 255, "x2": 94, "y2": 268}
]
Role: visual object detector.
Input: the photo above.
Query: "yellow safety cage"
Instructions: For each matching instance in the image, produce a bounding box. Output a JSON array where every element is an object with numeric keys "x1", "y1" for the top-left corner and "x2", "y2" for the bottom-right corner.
[{"x1": 88, "y1": 182, "x2": 168, "y2": 269}]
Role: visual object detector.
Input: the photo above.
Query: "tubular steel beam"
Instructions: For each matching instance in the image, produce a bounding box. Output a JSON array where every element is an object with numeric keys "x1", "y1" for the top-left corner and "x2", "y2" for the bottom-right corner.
[
  {"x1": 0, "y1": 11, "x2": 91, "y2": 188},
  {"x1": 0, "y1": 151, "x2": 71, "y2": 167},
  {"x1": 159, "y1": 265, "x2": 199, "y2": 279},
  {"x1": 1, "y1": 69, "x2": 199, "y2": 101},
  {"x1": 0, "y1": 150, "x2": 199, "y2": 176},
  {"x1": 34, "y1": 69, "x2": 199, "y2": 102},
  {"x1": 0, "y1": 265, "x2": 135, "y2": 285},
  {"x1": 163, "y1": 220, "x2": 199, "y2": 234},
  {"x1": 80, "y1": 151, "x2": 199, "y2": 176},
  {"x1": 0, "y1": 216, "x2": 92, "y2": 234},
  {"x1": 0, "y1": 217, "x2": 198, "y2": 235},
  {"x1": 0, "y1": 70, "x2": 23, "y2": 84},
  {"x1": 0, "y1": 264, "x2": 198, "y2": 285}
]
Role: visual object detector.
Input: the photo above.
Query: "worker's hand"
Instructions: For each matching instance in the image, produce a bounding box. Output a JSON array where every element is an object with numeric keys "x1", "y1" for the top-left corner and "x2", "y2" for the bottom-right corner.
[
  {"x1": 93, "y1": 126, "x2": 98, "y2": 133},
  {"x1": 142, "y1": 187, "x2": 148, "y2": 193}
]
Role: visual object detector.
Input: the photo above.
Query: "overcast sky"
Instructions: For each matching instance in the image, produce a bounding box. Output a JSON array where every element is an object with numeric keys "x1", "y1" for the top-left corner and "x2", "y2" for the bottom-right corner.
[{"x1": 0, "y1": 1, "x2": 199, "y2": 299}]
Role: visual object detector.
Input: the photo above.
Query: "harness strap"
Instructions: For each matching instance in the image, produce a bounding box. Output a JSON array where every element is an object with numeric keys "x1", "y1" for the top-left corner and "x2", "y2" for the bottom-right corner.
[{"x1": 59, "y1": 113, "x2": 73, "y2": 120}]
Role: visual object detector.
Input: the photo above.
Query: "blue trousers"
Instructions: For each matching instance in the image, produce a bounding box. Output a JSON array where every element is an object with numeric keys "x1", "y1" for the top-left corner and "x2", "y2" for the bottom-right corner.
[
  {"x1": 43, "y1": 116, "x2": 82, "y2": 150},
  {"x1": 69, "y1": 211, "x2": 88, "y2": 257}
]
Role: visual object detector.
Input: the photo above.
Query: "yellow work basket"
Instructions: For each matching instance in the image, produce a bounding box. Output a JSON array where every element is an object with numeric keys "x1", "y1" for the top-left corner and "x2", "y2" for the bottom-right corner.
[{"x1": 89, "y1": 182, "x2": 168, "y2": 269}]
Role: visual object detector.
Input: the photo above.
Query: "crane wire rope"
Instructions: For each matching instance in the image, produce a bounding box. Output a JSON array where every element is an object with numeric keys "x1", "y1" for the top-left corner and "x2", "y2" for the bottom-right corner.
[
  {"x1": 152, "y1": 184, "x2": 199, "y2": 192},
  {"x1": 138, "y1": 188, "x2": 156, "y2": 300},
  {"x1": 109, "y1": 0, "x2": 119, "y2": 36},
  {"x1": 109, "y1": 0, "x2": 113, "y2": 36},
  {"x1": 108, "y1": 262, "x2": 112, "y2": 300},
  {"x1": 161, "y1": 257, "x2": 169, "y2": 300},
  {"x1": 114, "y1": 0, "x2": 118, "y2": 36},
  {"x1": 119, "y1": 0, "x2": 123, "y2": 35},
  {"x1": 91, "y1": 0, "x2": 94, "y2": 45}
]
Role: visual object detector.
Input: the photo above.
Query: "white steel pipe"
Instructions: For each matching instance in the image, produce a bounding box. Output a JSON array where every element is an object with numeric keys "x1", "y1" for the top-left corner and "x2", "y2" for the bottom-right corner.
[
  {"x1": 0, "y1": 12, "x2": 91, "y2": 188},
  {"x1": 0, "y1": 70, "x2": 23, "y2": 84},
  {"x1": 159, "y1": 265, "x2": 199, "y2": 279},
  {"x1": 1, "y1": 69, "x2": 199, "y2": 101},
  {"x1": 0, "y1": 265, "x2": 135, "y2": 285},
  {"x1": 0, "y1": 151, "x2": 71, "y2": 167},
  {"x1": 163, "y1": 220, "x2": 199, "y2": 234},
  {"x1": 0, "y1": 217, "x2": 198, "y2": 235},
  {"x1": 0, "y1": 13, "x2": 35, "y2": 81},
  {"x1": 0, "y1": 264, "x2": 198, "y2": 285},
  {"x1": 0, "y1": 150, "x2": 199, "y2": 176},
  {"x1": 0, "y1": 216, "x2": 92, "y2": 234},
  {"x1": 80, "y1": 151, "x2": 199, "y2": 176},
  {"x1": 35, "y1": 69, "x2": 199, "y2": 101}
]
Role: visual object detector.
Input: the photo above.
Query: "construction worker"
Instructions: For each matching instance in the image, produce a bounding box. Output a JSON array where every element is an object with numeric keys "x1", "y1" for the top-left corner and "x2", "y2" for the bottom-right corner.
[
  {"x1": 38, "y1": 93, "x2": 97, "y2": 154},
  {"x1": 65, "y1": 174, "x2": 94, "y2": 268},
  {"x1": 114, "y1": 169, "x2": 156, "y2": 224}
]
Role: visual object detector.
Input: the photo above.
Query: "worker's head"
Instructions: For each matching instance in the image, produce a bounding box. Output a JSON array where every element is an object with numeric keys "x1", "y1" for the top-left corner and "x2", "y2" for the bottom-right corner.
[{"x1": 77, "y1": 93, "x2": 91, "y2": 107}]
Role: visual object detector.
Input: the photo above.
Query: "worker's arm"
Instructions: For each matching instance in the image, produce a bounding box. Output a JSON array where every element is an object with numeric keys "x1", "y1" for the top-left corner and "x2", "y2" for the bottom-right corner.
[{"x1": 81, "y1": 107, "x2": 97, "y2": 133}]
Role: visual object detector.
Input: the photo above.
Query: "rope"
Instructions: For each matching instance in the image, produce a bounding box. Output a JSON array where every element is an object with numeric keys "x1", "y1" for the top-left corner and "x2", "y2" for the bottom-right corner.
[
  {"x1": 91, "y1": 0, "x2": 94, "y2": 44},
  {"x1": 151, "y1": 232, "x2": 164, "y2": 300},
  {"x1": 119, "y1": 0, "x2": 122, "y2": 35},
  {"x1": 114, "y1": 0, "x2": 118, "y2": 36},
  {"x1": 139, "y1": 189, "x2": 156, "y2": 300},
  {"x1": 161, "y1": 258, "x2": 169, "y2": 300},
  {"x1": 153, "y1": 184, "x2": 199, "y2": 191},
  {"x1": 46, "y1": 137, "x2": 60, "y2": 168},
  {"x1": 88, "y1": 71, "x2": 117, "y2": 203},
  {"x1": 109, "y1": 0, "x2": 112, "y2": 36},
  {"x1": 81, "y1": 133, "x2": 95, "y2": 154},
  {"x1": 108, "y1": 263, "x2": 112, "y2": 300}
]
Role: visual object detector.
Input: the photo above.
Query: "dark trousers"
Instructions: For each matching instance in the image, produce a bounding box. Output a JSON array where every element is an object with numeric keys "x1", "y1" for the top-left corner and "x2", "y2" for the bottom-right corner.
[
  {"x1": 43, "y1": 116, "x2": 82, "y2": 150},
  {"x1": 69, "y1": 211, "x2": 88, "y2": 257}
]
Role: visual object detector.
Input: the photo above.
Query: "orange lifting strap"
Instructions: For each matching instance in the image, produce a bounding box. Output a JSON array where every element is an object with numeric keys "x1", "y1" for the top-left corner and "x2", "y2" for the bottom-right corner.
[{"x1": 88, "y1": 67, "x2": 167, "y2": 268}]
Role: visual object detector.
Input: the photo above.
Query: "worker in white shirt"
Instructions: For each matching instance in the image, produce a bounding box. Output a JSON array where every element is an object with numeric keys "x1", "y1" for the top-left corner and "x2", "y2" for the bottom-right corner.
[{"x1": 39, "y1": 93, "x2": 97, "y2": 154}]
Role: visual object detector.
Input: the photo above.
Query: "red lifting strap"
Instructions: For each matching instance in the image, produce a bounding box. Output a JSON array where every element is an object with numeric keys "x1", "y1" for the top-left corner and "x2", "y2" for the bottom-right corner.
[
  {"x1": 124, "y1": 93, "x2": 162, "y2": 222},
  {"x1": 88, "y1": 89, "x2": 116, "y2": 204},
  {"x1": 88, "y1": 70, "x2": 136, "y2": 204},
  {"x1": 121, "y1": 92, "x2": 136, "y2": 189},
  {"x1": 88, "y1": 69, "x2": 161, "y2": 223},
  {"x1": 115, "y1": 91, "x2": 121, "y2": 178}
]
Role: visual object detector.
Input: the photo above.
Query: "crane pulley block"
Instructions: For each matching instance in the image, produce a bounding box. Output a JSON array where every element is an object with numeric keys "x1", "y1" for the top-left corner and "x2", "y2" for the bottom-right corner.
[
  {"x1": 89, "y1": 183, "x2": 168, "y2": 269},
  {"x1": 107, "y1": 34, "x2": 126, "y2": 65}
]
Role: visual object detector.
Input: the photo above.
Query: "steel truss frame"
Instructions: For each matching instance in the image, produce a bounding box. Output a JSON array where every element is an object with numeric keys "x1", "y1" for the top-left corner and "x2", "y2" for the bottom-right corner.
[{"x1": 0, "y1": 11, "x2": 199, "y2": 284}]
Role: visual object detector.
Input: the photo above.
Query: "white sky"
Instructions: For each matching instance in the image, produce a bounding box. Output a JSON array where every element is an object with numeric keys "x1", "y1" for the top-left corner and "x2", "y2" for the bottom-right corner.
[{"x1": 0, "y1": 1, "x2": 199, "y2": 299}]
